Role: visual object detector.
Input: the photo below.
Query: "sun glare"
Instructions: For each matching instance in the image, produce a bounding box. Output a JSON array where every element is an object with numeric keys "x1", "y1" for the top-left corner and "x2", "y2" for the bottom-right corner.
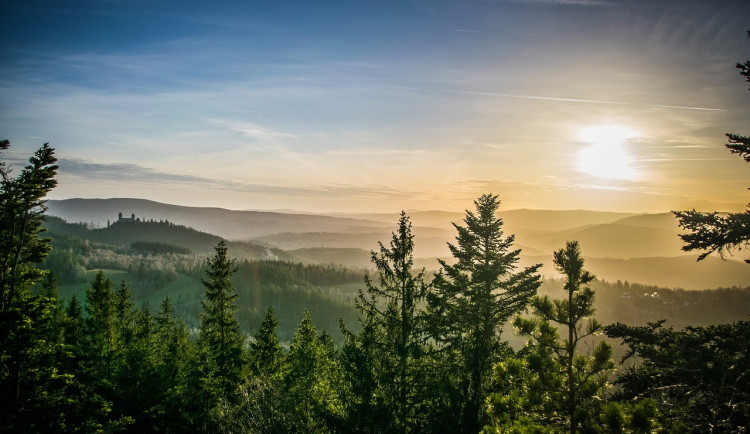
[{"x1": 578, "y1": 125, "x2": 638, "y2": 181}]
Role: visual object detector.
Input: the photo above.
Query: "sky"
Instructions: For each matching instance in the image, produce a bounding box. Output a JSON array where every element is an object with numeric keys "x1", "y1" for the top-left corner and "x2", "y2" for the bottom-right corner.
[{"x1": 1, "y1": 0, "x2": 750, "y2": 213}]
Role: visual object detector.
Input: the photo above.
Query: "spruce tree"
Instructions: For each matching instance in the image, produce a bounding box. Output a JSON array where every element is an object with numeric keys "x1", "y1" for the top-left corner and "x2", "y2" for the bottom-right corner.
[
  {"x1": 340, "y1": 317, "x2": 381, "y2": 433},
  {"x1": 85, "y1": 271, "x2": 118, "y2": 383},
  {"x1": 153, "y1": 294, "x2": 192, "y2": 431},
  {"x1": 346, "y1": 211, "x2": 429, "y2": 432},
  {"x1": 0, "y1": 141, "x2": 60, "y2": 430},
  {"x1": 498, "y1": 241, "x2": 614, "y2": 433},
  {"x1": 285, "y1": 310, "x2": 344, "y2": 433},
  {"x1": 0, "y1": 140, "x2": 58, "y2": 310},
  {"x1": 250, "y1": 306, "x2": 282, "y2": 377},
  {"x1": 198, "y1": 240, "x2": 245, "y2": 400},
  {"x1": 427, "y1": 194, "x2": 542, "y2": 433}
]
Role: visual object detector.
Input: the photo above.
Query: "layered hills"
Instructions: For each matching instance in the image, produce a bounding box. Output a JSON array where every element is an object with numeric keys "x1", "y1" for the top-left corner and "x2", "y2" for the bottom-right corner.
[{"x1": 47, "y1": 198, "x2": 750, "y2": 290}]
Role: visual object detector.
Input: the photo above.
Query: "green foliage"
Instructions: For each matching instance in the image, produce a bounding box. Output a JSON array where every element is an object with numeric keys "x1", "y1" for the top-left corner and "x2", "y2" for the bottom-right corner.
[
  {"x1": 0, "y1": 140, "x2": 58, "y2": 309},
  {"x1": 605, "y1": 319, "x2": 750, "y2": 432},
  {"x1": 151, "y1": 294, "x2": 193, "y2": 430},
  {"x1": 488, "y1": 241, "x2": 614, "y2": 433},
  {"x1": 284, "y1": 310, "x2": 345, "y2": 432},
  {"x1": 342, "y1": 212, "x2": 431, "y2": 432},
  {"x1": 131, "y1": 240, "x2": 191, "y2": 255},
  {"x1": 85, "y1": 271, "x2": 118, "y2": 382},
  {"x1": 250, "y1": 306, "x2": 283, "y2": 377},
  {"x1": 427, "y1": 194, "x2": 542, "y2": 432},
  {"x1": 198, "y1": 241, "x2": 246, "y2": 403},
  {"x1": 0, "y1": 141, "x2": 73, "y2": 432}
]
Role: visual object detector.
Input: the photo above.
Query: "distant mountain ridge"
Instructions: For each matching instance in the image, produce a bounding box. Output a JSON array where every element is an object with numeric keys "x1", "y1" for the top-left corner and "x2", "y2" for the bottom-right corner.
[
  {"x1": 328, "y1": 209, "x2": 638, "y2": 232},
  {"x1": 46, "y1": 198, "x2": 750, "y2": 290},
  {"x1": 47, "y1": 198, "x2": 392, "y2": 240}
]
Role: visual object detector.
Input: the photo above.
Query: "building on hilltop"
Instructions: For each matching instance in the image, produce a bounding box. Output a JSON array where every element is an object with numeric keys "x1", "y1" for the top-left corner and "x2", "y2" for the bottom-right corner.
[{"x1": 118, "y1": 212, "x2": 141, "y2": 223}]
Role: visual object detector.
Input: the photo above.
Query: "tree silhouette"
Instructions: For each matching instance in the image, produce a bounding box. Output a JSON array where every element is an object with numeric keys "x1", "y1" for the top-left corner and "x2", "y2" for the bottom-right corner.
[{"x1": 674, "y1": 31, "x2": 750, "y2": 263}]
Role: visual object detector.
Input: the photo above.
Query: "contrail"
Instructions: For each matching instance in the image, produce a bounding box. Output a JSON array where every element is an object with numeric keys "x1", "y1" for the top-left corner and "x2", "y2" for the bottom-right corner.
[{"x1": 376, "y1": 85, "x2": 724, "y2": 112}]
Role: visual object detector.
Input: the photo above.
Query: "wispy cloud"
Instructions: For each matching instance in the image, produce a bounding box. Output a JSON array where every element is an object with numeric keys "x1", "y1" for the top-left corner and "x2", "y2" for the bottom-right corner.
[
  {"x1": 214, "y1": 120, "x2": 298, "y2": 142},
  {"x1": 57, "y1": 158, "x2": 413, "y2": 199},
  {"x1": 373, "y1": 85, "x2": 724, "y2": 112}
]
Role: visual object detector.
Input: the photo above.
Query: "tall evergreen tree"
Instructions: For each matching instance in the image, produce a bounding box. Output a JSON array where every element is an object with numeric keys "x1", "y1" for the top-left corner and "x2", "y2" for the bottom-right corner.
[
  {"x1": 0, "y1": 140, "x2": 58, "y2": 310},
  {"x1": 114, "y1": 306, "x2": 161, "y2": 431},
  {"x1": 198, "y1": 240, "x2": 245, "y2": 403},
  {"x1": 500, "y1": 241, "x2": 615, "y2": 433},
  {"x1": 250, "y1": 306, "x2": 282, "y2": 377},
  {"x1": 340, "y1": 318, "x2": 381, "y2": 433},
  {"x1": 85, "y1": 271, "x2": 118, "y2": 383},
  {"x1": 345, "y1": 212, "x2": 430, "y2": 432},
  {"x1": 114, "y1": 280, "x2": 136, "y2": 347},
  {"x1": 153, "y1": 294, "x2": 192, "y2": 432},
  {"x1": 0, "y1": 141, "x2": 71, "y2": 432},
  {"x1": 427, "y1": 194, "x2": 542, "y2": 433},
  {"x1": 285, "y1": 310, "x2": 344, "y2": 433}
]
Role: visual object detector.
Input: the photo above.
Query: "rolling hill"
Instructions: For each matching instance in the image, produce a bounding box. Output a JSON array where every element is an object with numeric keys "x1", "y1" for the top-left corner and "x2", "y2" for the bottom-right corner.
[
  {"x1": 47, "y1": 198, "x2": 392, "y2": 240},
  {"x1": 46, "y1": 198, "x2": 750, "y2": 290}
]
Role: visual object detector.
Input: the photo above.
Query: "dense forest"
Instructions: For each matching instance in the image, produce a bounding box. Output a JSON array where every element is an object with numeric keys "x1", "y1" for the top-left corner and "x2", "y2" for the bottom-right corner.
[{"x1": 38, "y1": 206, "x2": 750, "y2": 343}]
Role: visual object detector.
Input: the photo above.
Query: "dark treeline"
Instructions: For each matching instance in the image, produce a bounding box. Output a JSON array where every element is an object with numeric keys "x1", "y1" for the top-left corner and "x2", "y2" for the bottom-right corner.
[
  {"x1": 44, "y1": 214, "x2": 222, "y2": 254},
  {"x1": 40, "y1": 215, "x2": 365, "y2": 340},
  {"x1": 176, "y1": 258, "x2": 363, "y2": 341},
  {"x1": 131, "y1": 240, "x2": 192, "y2": 255}
]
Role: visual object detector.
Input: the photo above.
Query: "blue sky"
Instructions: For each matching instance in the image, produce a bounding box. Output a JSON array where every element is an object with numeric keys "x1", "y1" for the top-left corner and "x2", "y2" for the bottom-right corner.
[{"x1": 2, "y1": 0, "x2": 750, "y2": 212}]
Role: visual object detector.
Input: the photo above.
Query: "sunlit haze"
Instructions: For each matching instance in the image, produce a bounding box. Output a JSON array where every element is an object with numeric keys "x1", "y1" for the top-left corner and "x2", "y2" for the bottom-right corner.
[
  {"x1": 578, "y1": 125, "x2": 638, "y2": 181},
  {"x1": 2, "y1": 0, "x2": 749, "y2": 213}
]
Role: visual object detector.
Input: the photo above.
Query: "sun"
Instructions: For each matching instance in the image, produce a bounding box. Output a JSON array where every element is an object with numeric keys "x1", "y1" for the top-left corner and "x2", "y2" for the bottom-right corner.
[{"x1": 578, "y1": 125, "x2": 638, "y2": 181}]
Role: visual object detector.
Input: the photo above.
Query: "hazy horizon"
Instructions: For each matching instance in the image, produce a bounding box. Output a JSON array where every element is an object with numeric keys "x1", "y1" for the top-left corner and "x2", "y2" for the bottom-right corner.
[{"x1": 2, "y1": 1, "x2": 750, "y2": 214}]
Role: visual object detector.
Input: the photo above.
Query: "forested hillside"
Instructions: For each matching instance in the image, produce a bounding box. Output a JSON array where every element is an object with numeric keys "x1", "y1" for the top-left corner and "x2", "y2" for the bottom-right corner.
[
  {"x1": 47, "y1": 197, "x2": 392, "y2": 239},
  {"x1": 42, "y1": 215, "x2": 363, "y2": 340},
  {"x1": 41, "y1": 213, "x2": 750, "y2": 342},
  {"x1": 2, "y1": 142, "x2": 749, "y2": 433}
]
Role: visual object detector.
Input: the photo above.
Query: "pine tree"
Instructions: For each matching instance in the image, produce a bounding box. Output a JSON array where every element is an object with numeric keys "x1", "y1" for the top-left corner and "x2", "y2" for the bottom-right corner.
[
  {"x1": 427, "y1": 194, "x2": 542, "y2": 432},
  {"x1": 674, "y1": 31, "x2": 750, "y2": 262},
  {"x1": 85, "y1": 271, "x2": 118, "y2": 383},
  {"x1": 340, "y1": 318, "x2": 381, "y2": 433},
  {"x1": 605, "y1": 320, "x2": 749, "y2": 432},
  {"x1": 153, "y1": 294, "x2": 192, "y2": 431},
  {"x1": 285, "y1": 310, "x2": 344, "y2": 433},
  {"x1": 112, "y1": 306, "x2": 161, "y2": 430},
  {"x1": 505, "y1": 241, "x2": 614, "y2": 433},
  {"x1": 0, "y1": 140, "x2": 66, "y2": 432},
  {"x1": 250, "y1": 306, "x2": 282, "y2": 377},
  {"x1": 345, "y1": 211, "x2": 429, "y2": 432},
  {"x1": 0, "y1": 140, "x2": 58, "y2": 310},
  {"x1": 198, "y1": 240, "x2": 245, "y2": 402},
  {"x1": 114, "y1": 280, "x2": 136, "y2": 347}
]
